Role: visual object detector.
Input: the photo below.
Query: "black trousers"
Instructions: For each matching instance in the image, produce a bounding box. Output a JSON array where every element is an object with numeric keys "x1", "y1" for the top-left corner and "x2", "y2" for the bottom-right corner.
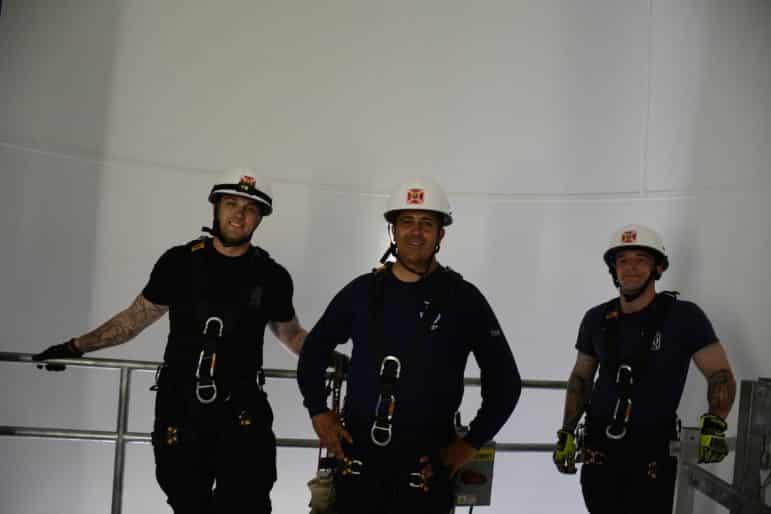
[
  {"x1": 151, "y1": 377, "x2": 277, "y2": 514},
  {"x1": 580, "y1": 453, "x2": 677, "y2": 514},
  {"x1": 333, "y1": 442, "x2": 454, "y2": 514}
]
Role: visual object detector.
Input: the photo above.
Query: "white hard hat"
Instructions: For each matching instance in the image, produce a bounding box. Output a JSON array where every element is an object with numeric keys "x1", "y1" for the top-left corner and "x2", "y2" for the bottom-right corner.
[
  {"x1": 208, "y1": 168, "x2": 273, "y2": 216},
  {"x1": 384, "y1": 177, "x2": 453, "y2": 226},
  {"x1": 603, "y1": 224, "x2": 669, "y2": 270}
]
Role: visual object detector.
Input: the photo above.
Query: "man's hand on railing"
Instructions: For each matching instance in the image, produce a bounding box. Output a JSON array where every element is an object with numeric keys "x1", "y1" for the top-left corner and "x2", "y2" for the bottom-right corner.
[{"x1": 32, "y1": 339, "x2": 83, "y2": 371}]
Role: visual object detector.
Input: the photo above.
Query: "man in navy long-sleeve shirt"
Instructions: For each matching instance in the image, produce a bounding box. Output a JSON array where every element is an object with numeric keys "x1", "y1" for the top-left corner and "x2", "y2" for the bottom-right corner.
[{"x1": 297, "y1": 177, "x2": 521, "y2": 514}]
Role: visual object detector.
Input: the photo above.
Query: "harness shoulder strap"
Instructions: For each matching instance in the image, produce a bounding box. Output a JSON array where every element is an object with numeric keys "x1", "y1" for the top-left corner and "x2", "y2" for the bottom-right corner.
[
  {"x1": 368, "y1": 264, "x2": 390, "y2": 370},
  {"x1": 600, "y1": 297, "x2": 621, "y2": 376},
  {"x1": 369, "y1": 265, "x2": 462, "y2": 371},
  {"x1": 602, "y1": 291, "x2": 679, "y2": 382},
  {"x1": 189, "y1": 237, "x2": 210, "y2": 324}
]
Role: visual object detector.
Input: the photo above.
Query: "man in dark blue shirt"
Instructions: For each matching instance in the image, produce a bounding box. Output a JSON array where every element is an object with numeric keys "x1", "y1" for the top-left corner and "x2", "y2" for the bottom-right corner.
[
  {"x1": 552, "y1": 224, "x2": 736, "y2": 514},
  {"x1": 297, "y1": 177, "x2": 521, "y2": 514}
]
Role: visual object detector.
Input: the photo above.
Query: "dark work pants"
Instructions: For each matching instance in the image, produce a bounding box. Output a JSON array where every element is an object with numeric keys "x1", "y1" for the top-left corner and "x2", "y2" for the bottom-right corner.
[
  {"x1": 333, "y1": 443, "x2": 454, "y2": 514},
  {"x1": 580, "y1": 454, "x2": 677, "y2": 514},
  {"x1": 151, "y1": 380, "x2": 277, "y2": 514}
]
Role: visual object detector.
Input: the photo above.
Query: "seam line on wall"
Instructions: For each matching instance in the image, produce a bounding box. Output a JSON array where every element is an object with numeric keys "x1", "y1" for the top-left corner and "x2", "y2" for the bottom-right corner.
[{"x1": 0, "y1": 140, "x2": 697, "y2": 203}]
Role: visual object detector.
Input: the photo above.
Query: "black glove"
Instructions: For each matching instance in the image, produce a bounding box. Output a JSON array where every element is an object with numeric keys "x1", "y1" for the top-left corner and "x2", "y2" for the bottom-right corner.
[{"x1": 32, "y1": 339, "x2": 83, "y2": 371}]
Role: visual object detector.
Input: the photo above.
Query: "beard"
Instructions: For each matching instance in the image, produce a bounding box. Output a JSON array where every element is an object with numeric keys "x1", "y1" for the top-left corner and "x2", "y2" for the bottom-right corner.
[{"x1": 216, "y1": 218, "x2": 253, "y2": 246}]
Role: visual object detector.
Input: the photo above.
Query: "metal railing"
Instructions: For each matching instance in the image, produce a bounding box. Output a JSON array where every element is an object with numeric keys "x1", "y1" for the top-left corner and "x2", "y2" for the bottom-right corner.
[
  {"x1": 670, "y1": 379, "x2": 771, "y2": 514},
  {"x1": 8, "y1": 351, "x2": 764, "y2": 514},
  {"x1": 0, "y1": 351, "x2": 563, "y2": 513}
]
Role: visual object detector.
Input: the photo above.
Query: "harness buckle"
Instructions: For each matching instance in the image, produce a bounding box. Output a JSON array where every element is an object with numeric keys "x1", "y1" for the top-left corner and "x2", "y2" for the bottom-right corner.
[
  {"x1": 370, "y1": 421, "x2": 393, "y2": 447},
  {"x1": 408, "y1": 472, "x2": 428, "y2": 491},
  {"x1": 584, "y1": 448, "x2": 606, "y2": 465},
  {"x1": 196, "y1": 382, "x2": 218, "y2": 404},
  {"x1": 341, "y1": 458, "x2": 363, "y2": 476}
]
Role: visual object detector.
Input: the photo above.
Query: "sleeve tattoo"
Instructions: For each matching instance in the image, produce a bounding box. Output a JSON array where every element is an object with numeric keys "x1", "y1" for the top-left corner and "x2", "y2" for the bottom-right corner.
[
  {"x1": 562, "y1": 373, "x2": 590, "y2": 431},
  {"x1": 76, "y1": 295, "x2": 168, "y2": 352},
  {"x1": 707, "y1": 369, "x2": 736, "y2": 416}
]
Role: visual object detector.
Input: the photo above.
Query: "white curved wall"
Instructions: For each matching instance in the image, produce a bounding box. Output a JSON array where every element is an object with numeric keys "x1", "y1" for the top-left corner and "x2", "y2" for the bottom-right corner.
[{"x1": 1, "y1": 1, "x2": 769, "y2": 512}]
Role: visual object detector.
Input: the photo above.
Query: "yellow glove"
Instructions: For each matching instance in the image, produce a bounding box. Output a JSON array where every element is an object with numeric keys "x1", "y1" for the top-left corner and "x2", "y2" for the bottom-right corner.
[
  {"x1": 553, "y1": 429, "x2": 577, "y2": 474},
  {"x1": 699, "y1": 413, "x2": 728, "y2": 463}
]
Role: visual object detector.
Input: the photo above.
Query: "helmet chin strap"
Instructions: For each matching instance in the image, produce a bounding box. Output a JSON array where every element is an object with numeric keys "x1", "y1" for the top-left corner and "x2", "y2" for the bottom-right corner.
[
  {"x1": 203, "y1": 213, "x2": 253, "y2": 248},
  {"x1": 379, "y1": 227, "x2": 440, "y2": 279}
]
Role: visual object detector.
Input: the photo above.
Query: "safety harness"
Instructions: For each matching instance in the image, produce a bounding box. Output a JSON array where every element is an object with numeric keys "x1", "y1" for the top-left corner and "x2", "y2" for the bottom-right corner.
[
  {"x1": 601, "y1": 291, "x2": 678, "y2": 440},
  {"x1": 367, "y1": 263, "x2": 462, "y2": 447},
  {"x1": 156, "y1": 238, "x2": 269, "y2": 402}
]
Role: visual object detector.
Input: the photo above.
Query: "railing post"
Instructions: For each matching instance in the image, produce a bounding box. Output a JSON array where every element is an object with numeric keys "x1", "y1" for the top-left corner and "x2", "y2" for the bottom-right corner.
[{"x1": 111, "y1": 368, "x2": 131, "y2": 514}]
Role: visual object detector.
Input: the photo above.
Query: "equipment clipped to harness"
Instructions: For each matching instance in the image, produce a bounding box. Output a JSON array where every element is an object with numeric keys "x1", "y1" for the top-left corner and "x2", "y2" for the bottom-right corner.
[
  {"x1": 600, "y1": 291, "x2": 678, "y2": 441},
  {"x1": 196, "y1": 316, "x2": 224, "y2": 404},
  {"x1": 371, "y1": 355, "x2": 401, "y2": 446},
  {"x1": 606, "y1": 364, "x2": 634, "y2": 440}
]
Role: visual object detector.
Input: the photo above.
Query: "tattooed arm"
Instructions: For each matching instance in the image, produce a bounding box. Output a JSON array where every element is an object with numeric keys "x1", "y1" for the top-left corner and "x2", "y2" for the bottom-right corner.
[
  {"x1": 560, "y1": 351, "x2": 599, "y2": 431},
  {"x1": 693, "y1": 342, "x2": 736, "y2": 419},
  {"x1": 269, "y1": 315, "x2": 308, "y2": 357},
  {"x1": 72, "y1": 295, "x2": 169, "y2": 353}
]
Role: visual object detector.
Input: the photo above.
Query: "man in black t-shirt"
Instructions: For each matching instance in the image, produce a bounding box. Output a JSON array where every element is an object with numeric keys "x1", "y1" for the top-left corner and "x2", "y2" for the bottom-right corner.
[
  {"x1": 34, "y1": 169, "x2": 308, "y2": 514},
  {"x1": 552, "y1": 224, "x2": 736, "y2": 514},
  {"x1": 297, "y1": 177, "x2": 522, "y2": 514}
]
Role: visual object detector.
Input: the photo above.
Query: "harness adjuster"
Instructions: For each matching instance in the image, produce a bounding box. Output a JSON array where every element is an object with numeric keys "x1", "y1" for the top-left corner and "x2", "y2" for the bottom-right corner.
[
  {"x1": 341, "y1": 458, "x2": 364, "y2": 476},
  {"x1": 370, "y1": 420, "x2": 393, "y2": 447},
  {"x1": 196, "y1": 382, "x2": 218, "y2": 404},
  {"x1": 583, "y1": 448, "x2": 606, "y2": 465},
  {"x1": 408, "y1": 472, "x2": 429, "y2": 491}
]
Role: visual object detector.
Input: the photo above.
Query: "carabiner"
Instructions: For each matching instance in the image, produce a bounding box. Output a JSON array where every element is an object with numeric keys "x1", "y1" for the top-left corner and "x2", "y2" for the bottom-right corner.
[
  {"x1": 379, "y1": 355, "x2": 401, "y2": 380},
  {"x1": 203, "y1": 316, "x2": 224, "y2": 338},
  {"x1": 371, "y1": 422, "x2": 393, "y2": 447}
]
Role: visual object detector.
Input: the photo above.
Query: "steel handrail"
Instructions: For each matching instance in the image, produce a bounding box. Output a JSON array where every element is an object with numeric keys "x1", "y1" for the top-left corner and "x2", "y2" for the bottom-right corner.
[
  {"x1": 0, "y1": 352, "x2": 567, "y2": 389},
  {"x1": 0, "y1": 351, "x2": 564, "y2": 513}
]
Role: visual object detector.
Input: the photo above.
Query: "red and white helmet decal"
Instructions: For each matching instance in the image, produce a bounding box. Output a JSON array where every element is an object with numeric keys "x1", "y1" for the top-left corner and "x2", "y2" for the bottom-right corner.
[{"x1": 406, "y1": 188, "x2": 425, "y2": 205}]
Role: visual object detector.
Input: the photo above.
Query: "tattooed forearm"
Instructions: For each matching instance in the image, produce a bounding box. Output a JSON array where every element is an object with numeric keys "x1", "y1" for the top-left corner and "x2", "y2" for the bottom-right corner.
[
  {"x1": 270, "y1": 316, "x2": 307, "y2": 356},
  {"x1": 707, "y1": 369, "x2": 736, "y2": 419},
  {"x1": 562, "y1": 373, "x2": 590, "y2": 431},
  {"x1": 75, "y1": 295, "x2": 168, "y2": 353}
]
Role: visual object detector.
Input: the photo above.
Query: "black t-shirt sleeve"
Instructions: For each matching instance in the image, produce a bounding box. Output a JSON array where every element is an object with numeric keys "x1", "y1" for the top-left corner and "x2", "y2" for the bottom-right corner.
[
  {"x1": 464, "y1": 283, "x2": 522, "y2": 448},
  {"x1": 141, "y1": 247, "x2": 185, "y2": 306},
  {"x1": 680, "y1": 301, "x2": 718, "y2": 355},
  {"x1": 575, "y1": 309, "x2": 597, "y2": 357},
  {"x1": 267, "y1": 263, "x2": 296, "y2": 323}
]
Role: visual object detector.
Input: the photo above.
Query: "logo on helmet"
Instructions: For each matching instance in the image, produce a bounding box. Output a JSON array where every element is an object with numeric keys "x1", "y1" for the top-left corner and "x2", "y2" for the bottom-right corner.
[
  {"x1": 621, "y1": 230, "x2": 638, "y2": 244},
  {"x1": 238, "y1": 176, "x2": 256, "y2": 191},
  {"x1": 406, "y1": 188, "x2": 425, "y2": 205}
]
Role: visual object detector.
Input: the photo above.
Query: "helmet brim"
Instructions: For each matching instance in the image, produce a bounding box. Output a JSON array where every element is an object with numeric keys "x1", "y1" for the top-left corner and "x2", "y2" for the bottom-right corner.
[{"x1": 384, "y1": 209, "x2": 452, "y2": 226}]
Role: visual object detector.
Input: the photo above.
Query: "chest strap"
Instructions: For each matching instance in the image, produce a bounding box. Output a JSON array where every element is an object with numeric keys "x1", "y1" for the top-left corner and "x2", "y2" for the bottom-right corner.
[
  {"x1": 368, "y1": 265, "x2": 461, "y2": 447},
  {"x1": 601, "y1": 291, "x2": 678, "y2": 439}
]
